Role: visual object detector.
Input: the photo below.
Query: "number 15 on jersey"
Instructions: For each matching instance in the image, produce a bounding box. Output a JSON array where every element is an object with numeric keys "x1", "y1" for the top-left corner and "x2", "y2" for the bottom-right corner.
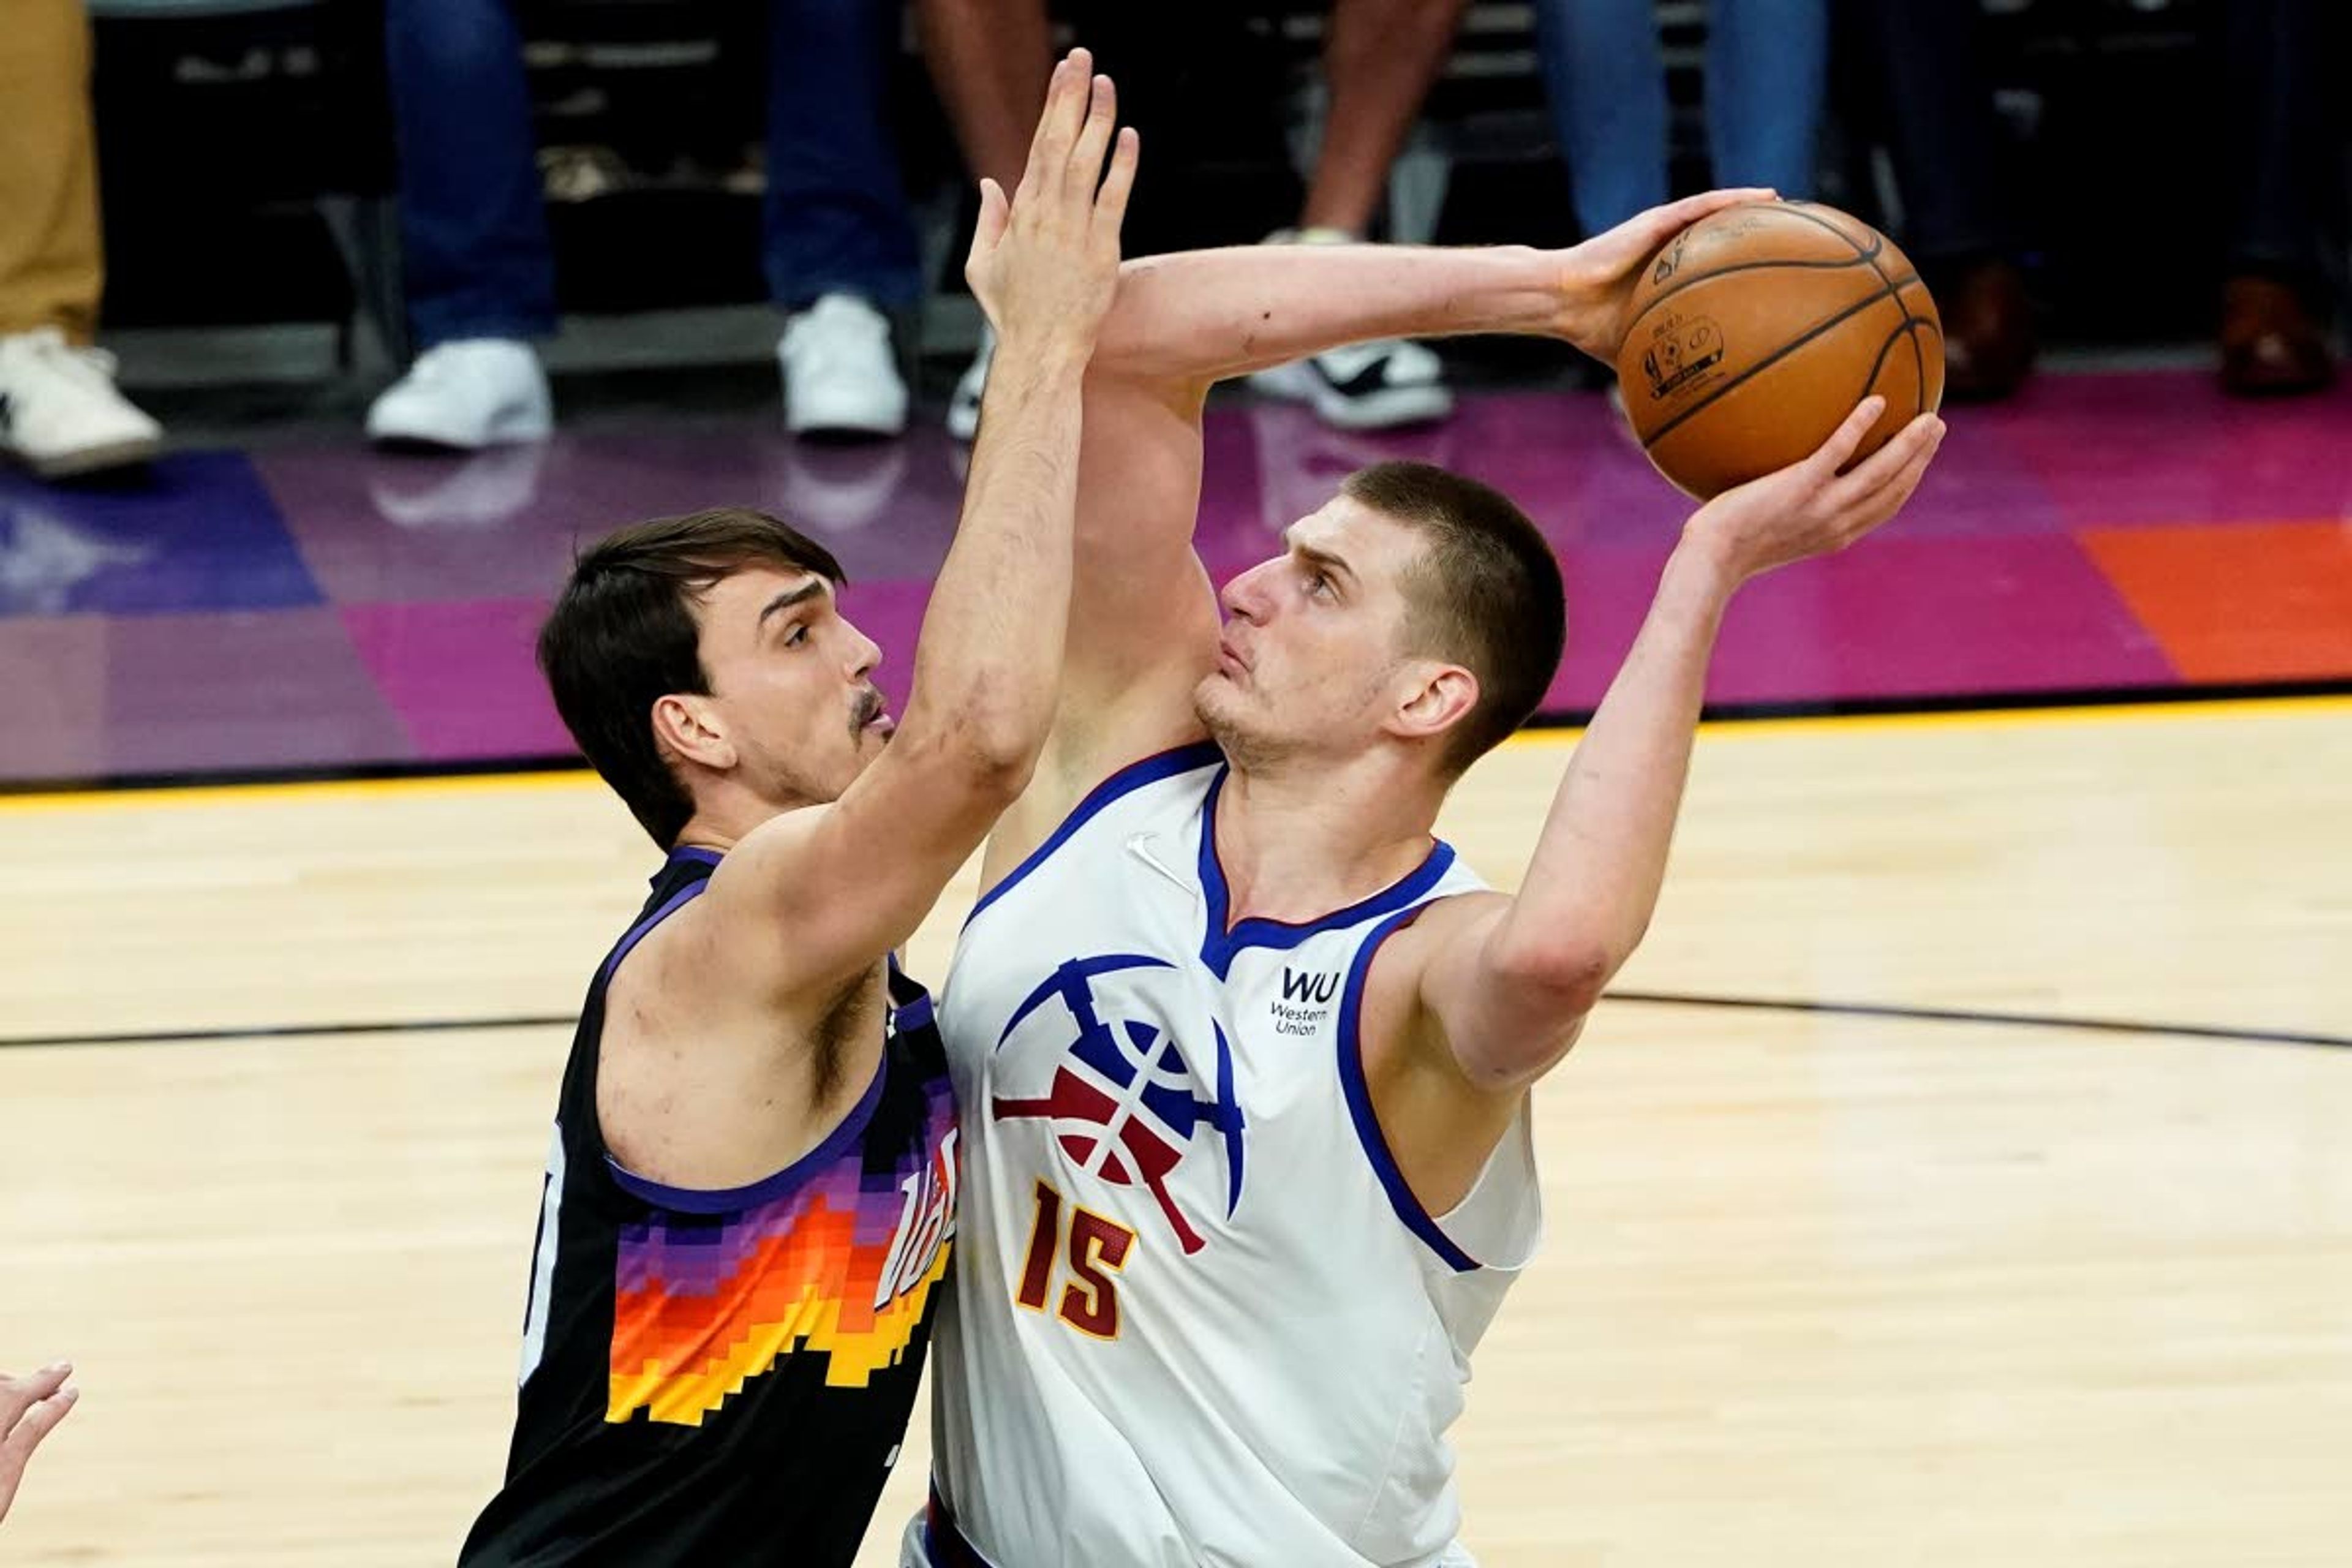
[{"x1": 1014, "y1": 1180, "x2": 1138, "y2": 1340}]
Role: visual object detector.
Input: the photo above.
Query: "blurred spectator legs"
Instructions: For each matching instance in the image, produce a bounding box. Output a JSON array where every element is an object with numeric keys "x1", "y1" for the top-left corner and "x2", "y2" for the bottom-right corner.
[
  {"x1": 368, "y1": 0, "x2": 556, "y2": 448},
  {"x1": 372, "y1": 0, "x2": 919, "y2": 450},
  {"x1": 1537, "y1": 0, "x2": 1827, "y2": 235},
  {"x1": 1534, "y1": 0, "x2": 1825, "y2": 407},
  {"x1": 1838, "y1": 0, "x2": 2034, "y2": 401},
  {"x1": 914, "y1": 0, "x2": 1054, "y2": 196},
  {"x1": 1297, "y1": 0, "x2": 1470, "y2": 238},
  {"x1": 766, "y1": 0, "x2": 924, "y2": 435},
  {"x1": 0, "y1": 0, "x2": 164, "y2": 477},
  {"x1": 2217, "y1": 0, "x2": 2337, "y2": 396},
  {"x1": 1702, "y1": 0, "x2": 1828, "y2": 200},
  {"x1": 1247, "y1": 0, "x2": 1467, "y2": 430},
  {"x1": 918, "y1": 0, "x2": 1466, "y2": 435}
]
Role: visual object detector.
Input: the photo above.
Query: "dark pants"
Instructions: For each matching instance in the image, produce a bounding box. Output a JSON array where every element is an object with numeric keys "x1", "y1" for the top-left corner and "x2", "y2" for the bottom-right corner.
[
  {"x1": 1534, "y1": 0, "x2": 1828, "y2": 236},
  {"x1": 2220, "y1": 0, "x2": 2339, "y2": 288},
  {"x1": 1836, "y1": 0, "x2": 2015, "y2": 268},
  {"x1": 1850, "y1": 0, "x2": 2342, "y2": 285},
  {"x1": 385, "y1": 0, "x2": 922, "y2": 348}
]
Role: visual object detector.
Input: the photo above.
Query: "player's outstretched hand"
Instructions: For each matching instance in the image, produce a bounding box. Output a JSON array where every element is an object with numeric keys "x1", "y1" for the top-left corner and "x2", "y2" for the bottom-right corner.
[
  {"x1": 1683, "y1": 398, "x2": 1946, "y2": 585},
  {"x1": 0, "y1": 1362, "x2": 77, "y2": 1526},
  {"x1": 963, "y1": 48, "x2": 1139, "y2": 364},
  {"x1": 1549, "y1": 188, "x2": 1778, "y2": 360}
]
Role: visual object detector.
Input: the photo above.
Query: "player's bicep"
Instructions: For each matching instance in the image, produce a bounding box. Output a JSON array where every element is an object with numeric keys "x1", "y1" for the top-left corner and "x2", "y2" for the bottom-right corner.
[{"x1": 1411, "y1": 893, "x2": 1593, "y2": 1091}]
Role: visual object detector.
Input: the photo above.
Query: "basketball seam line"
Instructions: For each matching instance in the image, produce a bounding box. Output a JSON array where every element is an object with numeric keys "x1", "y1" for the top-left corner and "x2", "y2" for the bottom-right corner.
[
  {"x1": 1629, "y1": 249, "x2": 1883, "y2": 323},
  {"x1": 1858, "y1": 315, "x2": 1931, "y2": 415},
  {"x1": 1814, "y1": 207, "x2": 1933, "y2": 396},
  {"x1": 1640, "y1": 274, "x2": 1917, "y2": 450},
  {"x1": 1769, "y1": 203, "x2": 1879, "y2": 255},
  {"x1": 1762, "y1": 202, "x2": 1937, "y2": 399}
]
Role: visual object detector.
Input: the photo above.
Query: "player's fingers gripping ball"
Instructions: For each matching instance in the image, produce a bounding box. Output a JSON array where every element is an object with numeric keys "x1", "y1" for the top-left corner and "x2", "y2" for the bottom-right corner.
[{"x1": 1613, "y1": 201, "x2": 1945, "y2": 500}]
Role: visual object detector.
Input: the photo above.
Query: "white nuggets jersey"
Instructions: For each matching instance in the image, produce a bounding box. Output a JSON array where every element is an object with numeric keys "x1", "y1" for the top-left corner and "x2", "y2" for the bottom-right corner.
[{"x1": 922, "y1": 743, "x2": 1544, "y2": 1568}]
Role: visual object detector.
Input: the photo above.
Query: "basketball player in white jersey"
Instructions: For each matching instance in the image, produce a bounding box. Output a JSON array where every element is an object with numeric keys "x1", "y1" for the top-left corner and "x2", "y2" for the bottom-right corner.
[{"x1": 907, "y1": 206, "x2": 1947, "y2": 1566}]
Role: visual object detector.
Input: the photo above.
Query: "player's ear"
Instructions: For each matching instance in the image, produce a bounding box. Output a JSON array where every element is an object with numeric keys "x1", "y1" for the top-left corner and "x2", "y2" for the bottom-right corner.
[
  {"x1": 654, "y1": 693, "x2": 736, "y2": 772},
  {"x1": 1387, "y1": 663, "x2": 1477, "y2": 745}
]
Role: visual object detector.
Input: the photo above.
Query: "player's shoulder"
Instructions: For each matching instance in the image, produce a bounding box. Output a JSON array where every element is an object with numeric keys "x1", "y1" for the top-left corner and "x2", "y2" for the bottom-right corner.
[
  {"x1": 1342, "y1": 884, "x2": 1506, "y2": 1028},
  {"x1": 1366, "y1": 884, "x2": 1509, "y2": 970},
  {"x1": 976, "y1": 733, "x2": 1225, "y2": 911},
  {"x1": 634, "y1": 803, "x2": 848, "y2": 990}
]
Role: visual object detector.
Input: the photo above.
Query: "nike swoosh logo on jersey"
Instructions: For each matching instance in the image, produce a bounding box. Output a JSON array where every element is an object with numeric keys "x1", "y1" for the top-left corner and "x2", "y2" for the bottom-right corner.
[{"x1": 1125, "y1": 832, "x2": 1194, "y2": 894}]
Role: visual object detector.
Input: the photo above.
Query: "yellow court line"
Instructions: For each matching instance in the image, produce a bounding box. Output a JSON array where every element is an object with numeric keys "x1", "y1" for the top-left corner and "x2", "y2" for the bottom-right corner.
[
  {"x1": 0, "y1": 767, "x2": 599, "y2": 815},
  {"x1": 3, "y1": 692, "x2": 2348, "y2": 813},
  {"x1": 1507, "y1": 691, "x2": 2352, "y2": 746}
]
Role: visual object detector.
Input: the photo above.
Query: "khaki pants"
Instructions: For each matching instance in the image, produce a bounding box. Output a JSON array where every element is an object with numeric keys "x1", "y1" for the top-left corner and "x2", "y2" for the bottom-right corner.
[{"x1": 0, "y1": 0, "x2": 102, "y2": 342}]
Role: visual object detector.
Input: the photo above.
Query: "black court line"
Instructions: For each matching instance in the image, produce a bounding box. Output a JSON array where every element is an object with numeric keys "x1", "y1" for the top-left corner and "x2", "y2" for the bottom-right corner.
[
  {"x1": 0, "y1": 1014, "x2": 578, "y2": 1050},
  {"x1": 1605, "y1": 992, "x2": 2352, "y2": 1051},
  {"x1": 5, "y1": 993, "x2": 2344, "y2": 1054}
]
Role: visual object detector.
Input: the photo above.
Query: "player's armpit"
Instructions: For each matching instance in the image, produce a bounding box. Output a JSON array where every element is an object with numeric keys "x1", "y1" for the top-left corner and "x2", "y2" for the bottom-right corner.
[{"x1": 1355, "y1": 893, "x2": 1581, "y2": 1218}]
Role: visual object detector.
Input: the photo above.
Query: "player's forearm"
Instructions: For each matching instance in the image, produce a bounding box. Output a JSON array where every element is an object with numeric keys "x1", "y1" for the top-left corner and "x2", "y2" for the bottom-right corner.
[
  {"x1": 1092, "y1": 244, "x2": 1566, "y2": 386},
  {"x1": 902, "y1": 342, "x2": 1088, "y2": 779},
  {"x1": 1487, "y1": 538, "x2": 1738, "y2": 989}
]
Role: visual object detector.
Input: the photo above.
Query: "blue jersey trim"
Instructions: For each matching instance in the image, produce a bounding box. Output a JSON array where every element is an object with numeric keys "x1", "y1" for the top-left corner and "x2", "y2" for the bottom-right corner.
[
  {"x1": 605, "y1": 1050, "x2": 889, "y2": 1215},
  {"x1": 1335, "y1": 907, "x2": 1480, "y2": 1273},
  {"x1": 598, "y1": 848, "x2": 720, "y2": 986},
  {"x1": 893, "y1": 989, "x2": 936, "y2": 1035},
  {"x1": 1194, "y1": 764, "x2": 1459, "y2": 980},
  {"x1": 964, "y1": 741, "x2": 1224, "y2": 929},
  {"x1": 925, "y1": 1480, "x2": 1006, "y2": 1568}
]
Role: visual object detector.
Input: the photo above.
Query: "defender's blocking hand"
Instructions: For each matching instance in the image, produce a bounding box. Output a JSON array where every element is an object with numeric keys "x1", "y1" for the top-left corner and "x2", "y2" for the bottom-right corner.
[{"x1": 963, "y1": 49, "x2": 1140, "y2": 364}]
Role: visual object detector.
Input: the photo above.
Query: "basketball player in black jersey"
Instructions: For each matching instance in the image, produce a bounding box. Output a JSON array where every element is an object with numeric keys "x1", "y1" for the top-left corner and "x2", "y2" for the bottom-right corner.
[{"x1": 457, "y1": 54, "x2": 1137, "y2": 1568}]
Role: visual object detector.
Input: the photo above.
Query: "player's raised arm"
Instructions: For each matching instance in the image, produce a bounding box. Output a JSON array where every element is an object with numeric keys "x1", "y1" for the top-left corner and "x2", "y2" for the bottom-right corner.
[
  {"x1": 1092, "y1": 186, "x2": 1776, "y2": 387},
  {"x1": 990, "y1": 191, "x2": 1781, "y2": 875},
  {"x1": 711, "y1": 53, "x2": 1138, "y2": 994},
  {"x1": 1410, "y1": 399, "x2": 1946, "y2": 1089}
]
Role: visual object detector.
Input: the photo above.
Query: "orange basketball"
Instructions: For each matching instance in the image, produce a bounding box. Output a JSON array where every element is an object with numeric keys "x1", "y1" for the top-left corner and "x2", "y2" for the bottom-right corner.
[{"x1": 1613, "y1": 201, "x2": 1944, "y2": 500}]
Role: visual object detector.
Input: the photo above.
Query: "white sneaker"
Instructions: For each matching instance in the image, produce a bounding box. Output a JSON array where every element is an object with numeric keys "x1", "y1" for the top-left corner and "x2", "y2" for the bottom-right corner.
[
  {"x1": 780, "y1": 293, "x2": 907, "y2": 439},
  {"x1": 947, "y1": 326, "x2": 995, "y2": 443},
  {"x1": 366, "y1": 339, "x2": 552, "y2": 450},
  {"x1": 0, "y1": 328, "x2": 164, "y2": 478},
  {"x1": 1245, "y1": 229, "x2": 1454, "y2": 431}
]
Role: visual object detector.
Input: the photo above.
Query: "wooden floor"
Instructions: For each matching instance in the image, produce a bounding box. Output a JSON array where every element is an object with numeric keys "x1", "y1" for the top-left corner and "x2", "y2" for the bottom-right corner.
[{"x1": 4, "y1": 700, "x2": 2348, "y2": 1566}]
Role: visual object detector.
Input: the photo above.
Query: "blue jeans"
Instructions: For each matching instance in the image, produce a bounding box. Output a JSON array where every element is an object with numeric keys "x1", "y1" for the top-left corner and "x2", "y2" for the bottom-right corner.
[
  {"x1": 386, "y1": 0, "x2": 922, "y2": 349},
  {"x1": 1534, "y1": 0, "x2": 1827, "y2": 237}
]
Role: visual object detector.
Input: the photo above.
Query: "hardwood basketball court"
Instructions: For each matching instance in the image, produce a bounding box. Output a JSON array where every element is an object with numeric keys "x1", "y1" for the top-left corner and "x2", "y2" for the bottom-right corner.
[{"x1": 3, "y1": 698, "x2": 2347, "y2": 1565}]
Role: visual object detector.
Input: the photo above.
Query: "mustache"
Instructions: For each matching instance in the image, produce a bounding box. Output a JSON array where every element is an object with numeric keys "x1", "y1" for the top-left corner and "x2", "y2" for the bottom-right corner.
[{"x1": 852, "y1": 687, "x2": 884, "y2": 732}]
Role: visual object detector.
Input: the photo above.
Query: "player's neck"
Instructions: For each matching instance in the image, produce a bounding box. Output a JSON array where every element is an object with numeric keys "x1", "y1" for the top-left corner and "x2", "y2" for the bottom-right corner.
[
  {"x1": 673, "y1": 782, "x2": 821, "y2": 857},
  {"x1": 1212, "y1": 758, "x2": 1439, "y2": 926}
]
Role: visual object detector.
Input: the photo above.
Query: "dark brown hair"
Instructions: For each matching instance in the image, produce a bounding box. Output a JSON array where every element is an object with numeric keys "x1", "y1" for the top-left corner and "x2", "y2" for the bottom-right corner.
[
  {"x1": 538, "y1": 508, "x2": 845, "y2": 846},
  {"x1": 1342, "y1": 462, "x2": 1566, "y2": 777}
]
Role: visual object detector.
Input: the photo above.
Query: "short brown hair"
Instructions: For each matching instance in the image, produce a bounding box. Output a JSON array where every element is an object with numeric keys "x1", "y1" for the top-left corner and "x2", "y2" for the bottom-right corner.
[
  {"x1": 1343, "y1": 462, "x2": 1566, "y2": 777},
  {"x1": 538, "y1": 508, "x2": 845, "y2": 846}
]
